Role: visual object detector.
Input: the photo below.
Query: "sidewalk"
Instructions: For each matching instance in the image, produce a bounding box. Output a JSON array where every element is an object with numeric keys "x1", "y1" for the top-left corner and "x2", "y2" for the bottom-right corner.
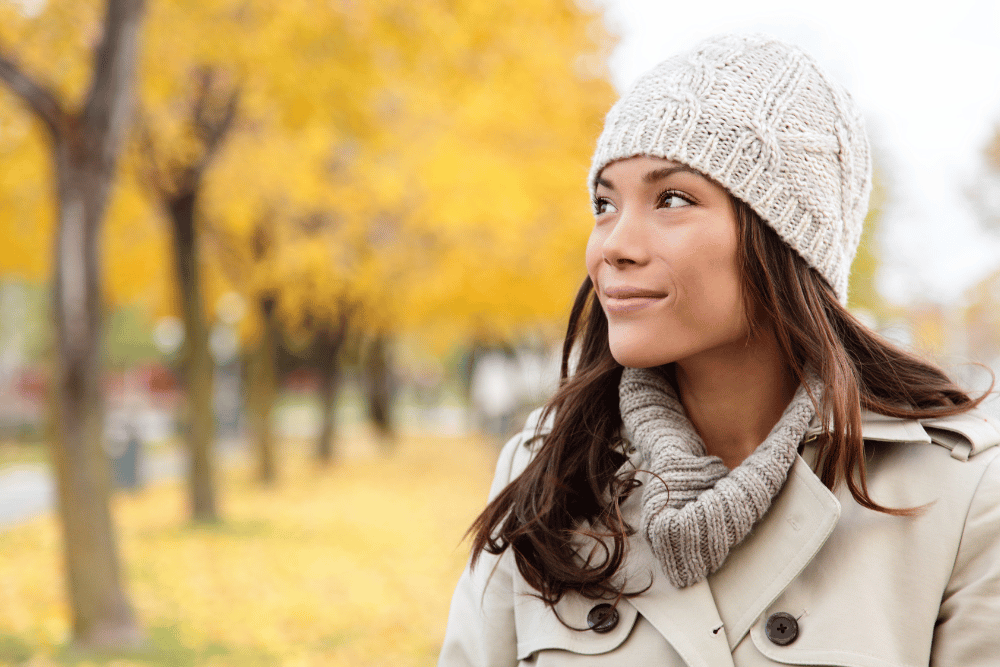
[
  {"x1": 0, "y1": 402, "x2": 474, "y2": 531},
  {"x1": 0, "y1": 440, "x2": 241, "y2": 531},
  {"x1": 0, "y1": 464, "x2": 53, "y2": 529}
]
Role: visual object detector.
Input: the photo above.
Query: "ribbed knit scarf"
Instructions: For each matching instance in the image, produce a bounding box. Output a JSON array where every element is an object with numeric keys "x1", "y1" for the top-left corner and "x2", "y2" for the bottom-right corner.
[{"x1": 619, "y1": 367, "x2": 821, "y2": 588}]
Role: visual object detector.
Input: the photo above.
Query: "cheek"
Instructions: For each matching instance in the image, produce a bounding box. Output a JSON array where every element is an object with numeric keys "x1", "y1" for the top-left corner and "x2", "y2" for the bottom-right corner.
[{"x1": 683, "y1": 237, "x2": 744, "y2": 323}]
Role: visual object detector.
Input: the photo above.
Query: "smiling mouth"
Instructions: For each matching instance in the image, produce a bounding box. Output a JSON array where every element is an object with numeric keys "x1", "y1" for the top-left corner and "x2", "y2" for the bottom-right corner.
[
  {"x1": 603, "y1": 286, "x2": 667, "y2": 314},
  {"x1": 604, "y1": 286, "x2": 666, "y2": 299}
]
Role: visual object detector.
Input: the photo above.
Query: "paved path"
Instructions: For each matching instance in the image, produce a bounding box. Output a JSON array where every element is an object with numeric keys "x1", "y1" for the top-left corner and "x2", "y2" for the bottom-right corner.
[
  {"x1": 0, "y1": 404, "x2": 472, "y2": 531},
  {"x1": 0, "y1": 465, "x2": 53, "y2": 530},
  {"x1": 0, "y1": 443, "x2": 240, "y2": 531}
]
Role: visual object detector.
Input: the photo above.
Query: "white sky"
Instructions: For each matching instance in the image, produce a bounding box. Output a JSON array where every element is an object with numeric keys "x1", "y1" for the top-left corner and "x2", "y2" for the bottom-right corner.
[{"x1": 598, "y1": 0, "x2": 1000, "y2": 305}]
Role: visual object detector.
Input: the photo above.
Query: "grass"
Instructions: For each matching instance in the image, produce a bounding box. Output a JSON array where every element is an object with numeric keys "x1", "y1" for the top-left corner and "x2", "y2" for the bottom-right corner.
[{"x1": 0, "y1": 427, "x2": 499, "y2": 666}]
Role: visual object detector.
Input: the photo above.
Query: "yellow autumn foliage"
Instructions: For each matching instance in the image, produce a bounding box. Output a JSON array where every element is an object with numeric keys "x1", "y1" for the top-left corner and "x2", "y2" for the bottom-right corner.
[
  {"x1": 368, "y1": 0, "x2": 615, "y2": 343},
  {"x1": 0, "y1": 0, "x2": 99, "y2": 105},
  {"x1": 1, "y1": 0, "x2": 616, "y2": 352},
  {"x1": 0, "y1": 104, "x2": 50, "y2": 281},
  {"x1": 0, "y1": 429, "x2": 497, "y2": 665}
]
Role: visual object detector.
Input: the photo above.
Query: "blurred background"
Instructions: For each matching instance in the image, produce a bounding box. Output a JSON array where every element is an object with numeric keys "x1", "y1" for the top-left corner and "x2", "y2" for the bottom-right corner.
[{"x1": 1, "y1": 0, "x2": 1000, "y2": 665}]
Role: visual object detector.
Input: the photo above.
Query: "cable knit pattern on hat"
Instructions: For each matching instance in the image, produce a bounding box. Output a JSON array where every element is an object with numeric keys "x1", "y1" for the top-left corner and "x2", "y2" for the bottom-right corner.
[
  {"x1": 589, "y1": 34, "x2": 872, "y2": 304},
  {"x1": 619, "y1": 367, "x2": 822, "y2": 588}
]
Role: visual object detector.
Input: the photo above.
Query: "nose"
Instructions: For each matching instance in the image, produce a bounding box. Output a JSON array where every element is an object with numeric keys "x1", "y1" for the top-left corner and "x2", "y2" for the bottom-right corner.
[{"x1": 602, "y1": 206, "x2": 648, "y2": 267}]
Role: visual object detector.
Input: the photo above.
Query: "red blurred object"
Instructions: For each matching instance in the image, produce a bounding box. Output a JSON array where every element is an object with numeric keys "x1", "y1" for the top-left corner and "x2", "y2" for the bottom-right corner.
[
  {"x1": 283, "y1": 367, "x2": 319, "y2": 393},
  {"x1": 15, "y1": 368, "x2": 47, "y2": 403}
]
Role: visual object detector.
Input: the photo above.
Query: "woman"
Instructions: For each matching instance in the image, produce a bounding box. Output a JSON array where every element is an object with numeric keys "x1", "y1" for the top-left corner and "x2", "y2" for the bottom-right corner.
[{"x1": 439, "y1": 34, "x2": 1000, "y2": 665}]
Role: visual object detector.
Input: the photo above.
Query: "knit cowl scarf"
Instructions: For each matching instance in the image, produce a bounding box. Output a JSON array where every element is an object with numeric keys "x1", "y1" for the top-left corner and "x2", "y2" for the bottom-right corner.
[{"x1": 618, "y1": 367, "x2": 822, "y2": 589}]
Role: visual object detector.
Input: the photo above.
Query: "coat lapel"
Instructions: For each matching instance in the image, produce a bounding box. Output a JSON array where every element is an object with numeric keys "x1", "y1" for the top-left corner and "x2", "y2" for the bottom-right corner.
[
  {"x1": 617, "y1": 453, "x2": 839, "y2": 662},
  {"x1": 617, "y1": 469, "x2": 737, "y2": 667},
  {"x1": 707, "y1": 453, "x2": 841, "y2": 650}
]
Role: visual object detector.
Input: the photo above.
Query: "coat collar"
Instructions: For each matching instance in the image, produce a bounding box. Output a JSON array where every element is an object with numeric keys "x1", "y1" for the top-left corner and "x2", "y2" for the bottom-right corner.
[
  {"x1": 808, "y1": 407, "x2": 1000, "y2": 459},
  {"x1": 536, "y1": 404, "x2": 1000, "y2": 664},
  {"x1": 615, "y1": 467, "x2": 736, "y2": 667},
  {"x1": 617, "y1": 453, "x2": 840, "y2": 660},
  {"x1": 707, "y1": 454, "x2": 840, "y2": 649},
  {"x1": 613, "y1": 407, "x2": 1000, "y2": 659}
]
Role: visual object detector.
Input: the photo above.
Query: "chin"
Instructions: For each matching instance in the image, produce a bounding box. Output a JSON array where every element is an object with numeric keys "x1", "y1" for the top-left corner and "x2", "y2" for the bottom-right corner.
[{"x1": 608, "y1": 340, "x2": 679, "y2": 369}]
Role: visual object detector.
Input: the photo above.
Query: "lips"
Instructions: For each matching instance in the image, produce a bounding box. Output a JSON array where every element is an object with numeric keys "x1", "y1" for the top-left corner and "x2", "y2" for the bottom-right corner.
[
  {"x1": 604, "y1": 286, "x2": 667, "y2": 299},
  {"x1": 603, "y1": 285, "x2": 667, "y2": 314}
]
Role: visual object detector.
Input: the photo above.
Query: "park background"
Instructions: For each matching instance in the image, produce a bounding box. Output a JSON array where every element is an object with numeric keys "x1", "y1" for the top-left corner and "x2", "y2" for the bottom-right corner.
[{"x1": 3, "y1": 0, "x2": 1000, "y2": 665}]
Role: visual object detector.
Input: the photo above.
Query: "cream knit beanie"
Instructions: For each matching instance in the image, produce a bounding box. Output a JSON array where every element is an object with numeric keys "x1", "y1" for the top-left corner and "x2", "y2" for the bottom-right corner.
[{"x1": 589, "y1": 34, "x2": 872, "y2": 304}]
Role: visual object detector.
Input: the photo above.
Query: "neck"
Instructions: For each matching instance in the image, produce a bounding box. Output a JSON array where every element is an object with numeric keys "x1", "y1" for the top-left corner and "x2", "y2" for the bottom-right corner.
[{"x1": 673, "y1": 332, "x2": 798, "y2": 469}]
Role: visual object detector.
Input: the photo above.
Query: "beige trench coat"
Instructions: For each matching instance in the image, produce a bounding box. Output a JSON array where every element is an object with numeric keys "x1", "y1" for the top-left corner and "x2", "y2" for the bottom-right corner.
[{"x1": 439, "y1": 406, "x2": 1000, "y2": 666}]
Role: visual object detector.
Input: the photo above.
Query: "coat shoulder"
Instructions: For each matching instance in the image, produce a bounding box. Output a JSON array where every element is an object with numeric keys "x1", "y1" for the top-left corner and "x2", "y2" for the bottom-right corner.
[
  {"x1": 862, "y1": 407, "x2": 1000, "y2": 464},
  {"x1": 760, "y1": 409, "x2": 1000, "y2": 667},
  {"x1": 917, "y1": 408, "x2": 1000, "y2": 461},
  {"x1": 489, "y1": 406, "x2": 551, "y2": 496},
  {"x1": 858, "y1": 408, "x2": 1000, "y2": 509}
]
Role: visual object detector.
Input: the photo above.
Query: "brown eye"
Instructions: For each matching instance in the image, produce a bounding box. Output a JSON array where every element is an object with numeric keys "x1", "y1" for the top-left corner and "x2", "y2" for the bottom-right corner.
[
  {"x1": 658, "y1": 191, "x2": 693, "y2": 208},
  {"x1": 593, "y1": 197, "x2": 617, "y2": 215}
]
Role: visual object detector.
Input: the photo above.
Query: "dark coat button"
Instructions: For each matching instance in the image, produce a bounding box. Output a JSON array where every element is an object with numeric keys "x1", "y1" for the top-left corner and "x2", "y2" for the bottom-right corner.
[
  {"x1": 587, "y1": 603, "x2": 620, "y2": 633},
  {"x1": 765, "y1": 612, "x2": 798, "y2": 646}
]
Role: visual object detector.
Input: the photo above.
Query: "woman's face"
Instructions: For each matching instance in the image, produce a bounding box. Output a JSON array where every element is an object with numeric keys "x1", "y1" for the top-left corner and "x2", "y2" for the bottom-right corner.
[{"x1": 586, "y1": 156, "x2": 750, "y2": 369}]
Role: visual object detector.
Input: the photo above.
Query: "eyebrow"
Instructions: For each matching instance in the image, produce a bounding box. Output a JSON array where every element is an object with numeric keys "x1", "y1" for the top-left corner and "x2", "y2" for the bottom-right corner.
[{"x1": 596, "y1": 165, "x2": 704, "y2": 191}]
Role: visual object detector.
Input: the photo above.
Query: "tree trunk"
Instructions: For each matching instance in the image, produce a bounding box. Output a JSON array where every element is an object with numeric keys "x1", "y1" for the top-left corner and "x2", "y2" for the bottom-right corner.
[
  {"x1": 137, "y1": 66, "x2": 239, "y2": 520},
  {"x1": 458, "y1": 342, "x2": 482, "y2": 406},
  {"x1": 167, "y1": 190, "x2": 218, "y2": 521},
  {"x1": 247, "y1": 297, "x2": 278, "y2": 484},
  {"x1": 0, "y1": 0, "x2": 149, "y2": 648},
  {"x1": 49, "y1": 158, "x2": 142, "y2": 648},
  {"x1": 314, "y1": 319, "x2": 348, "y2": 464},
  {"x1": 364, "y1": 332, "x2": 394, "y2": 447}
]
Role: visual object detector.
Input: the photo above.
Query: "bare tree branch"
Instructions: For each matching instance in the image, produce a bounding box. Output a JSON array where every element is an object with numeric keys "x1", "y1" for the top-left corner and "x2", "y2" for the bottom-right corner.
[
  {"x1": 0, "y1": 48, "x2": 65, "y2": 137},
  {"x1": 204, "y1": 85, "x2": 240, "y2": 155},
  {"x1": 133, "y1": 109, "x2": 172, "y2": 200},
  {"x1": 188, "y1": 67, "x2": 241, "y2": 183}
]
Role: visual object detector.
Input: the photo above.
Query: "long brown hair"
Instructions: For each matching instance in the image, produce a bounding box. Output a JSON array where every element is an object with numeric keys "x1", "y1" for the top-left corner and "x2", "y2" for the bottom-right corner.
[{"x1": 469, "y1": 197, "x2": 989, "y2": 607}]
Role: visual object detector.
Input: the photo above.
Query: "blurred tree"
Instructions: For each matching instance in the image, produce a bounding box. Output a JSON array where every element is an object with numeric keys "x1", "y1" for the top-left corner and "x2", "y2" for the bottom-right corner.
[
  {"x1": 2, "y1": 0, "x2": 617, "y2": 492},
  {"x1": 0, "y1": 0, "x2": 146, "y2": 649},
  {"x1": 234, "y1": 0, "x2": 618, "y2": 442},
  {"x1": 366, "y1": 0, "x2": 617, "y2": 348},
  {"x1": 311, "y1": 312, "x2": 350, "y2": 464},
  {"x1": 133, "y1": 0, "x2": 383, "y2": 482},
  {"x1": 246, "y1": 293, "x2": 280, "y2": 482},
  {"x1": 135, "y1": 64, "x2": 239, "y2": 520},
  {"x1": 362, "y1": 331, "x2": 395, "y2": 446},
  {"x1": 205, "y1": 213, "x2": 283, "y2": 482},
  {"x1": 256, "y1": 212, "x2": 358, "y2": 471}
]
